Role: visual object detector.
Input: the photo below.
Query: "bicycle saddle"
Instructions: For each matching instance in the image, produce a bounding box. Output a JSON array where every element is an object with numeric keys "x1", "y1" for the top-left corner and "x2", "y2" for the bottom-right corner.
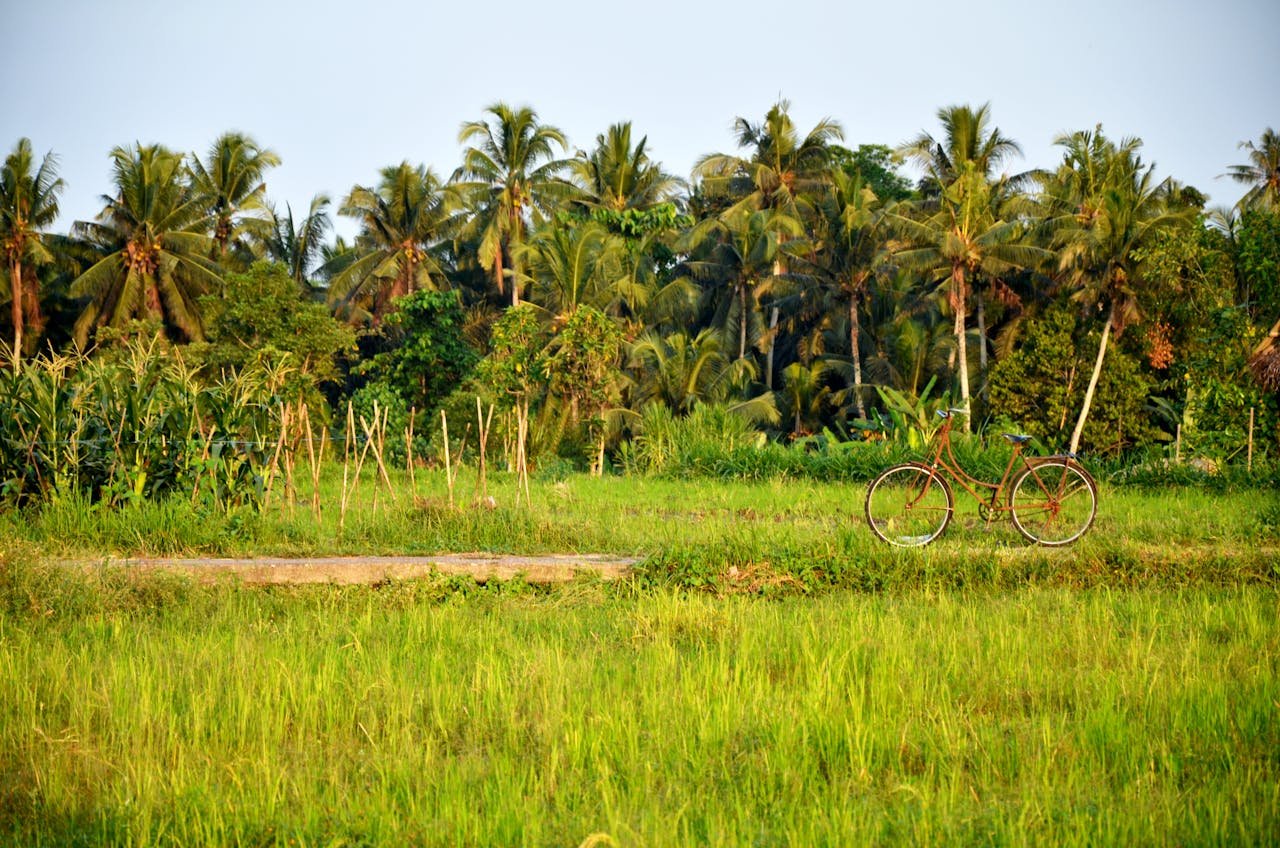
[{"x1": 1002, "y1": 433, "x2": 1032, "y2": 444}]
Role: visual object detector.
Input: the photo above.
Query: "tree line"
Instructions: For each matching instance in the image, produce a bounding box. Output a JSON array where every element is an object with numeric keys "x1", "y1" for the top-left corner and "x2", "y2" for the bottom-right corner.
[{"x1": 3, "y1": 102, "x2": 1278, "y2": 465}]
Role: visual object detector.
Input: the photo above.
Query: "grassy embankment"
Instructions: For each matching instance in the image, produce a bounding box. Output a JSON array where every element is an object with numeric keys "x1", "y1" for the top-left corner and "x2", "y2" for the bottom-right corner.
[{"x1": 1, "y1": 470, "x2": 1277, "y2": 845}]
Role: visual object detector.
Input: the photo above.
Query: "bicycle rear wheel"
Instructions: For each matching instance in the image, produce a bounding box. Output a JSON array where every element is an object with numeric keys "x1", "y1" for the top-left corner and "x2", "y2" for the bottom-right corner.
[
  {"x1": 865, "y1": 463, "x2": 954, "y2": 547},
  {"x1": 1009, "y1": 460, "x2": 1097, "y2": 546}
]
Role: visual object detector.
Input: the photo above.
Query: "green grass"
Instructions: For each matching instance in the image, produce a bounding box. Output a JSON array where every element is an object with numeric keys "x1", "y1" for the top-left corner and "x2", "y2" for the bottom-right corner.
[
  {"x1": 2, "y1": 466, "x2": 1277, "y2": 592},
  {"x1": 1, "y1": 471, "x2": 1277, "y2": 845},
  {"x1": 1, "y1": 572, "x2": 1276, "y2": 846}
]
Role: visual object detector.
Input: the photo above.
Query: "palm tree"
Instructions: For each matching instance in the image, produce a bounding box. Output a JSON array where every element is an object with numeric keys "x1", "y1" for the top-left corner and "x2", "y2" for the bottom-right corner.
[
  {"x1": 1, "y1": 139, "x2": 63, "y2": 366},
  {"x1": 70, "y1": 143, "x2": 221, "y2": 345},
  {"x1": 261, "y1": 194, "x2": 332, "y2": 289},
  {"x1": 682, "y1": 207, "x2": 805, "y2": 362},
  {"x1": 515, "y1": 220, "x2": 624, "y2": 318},
  {"x1": 695, "y1": 100, "x2": 843, "y2": 387},
  {"x1": 891, "y1": 104, "x2": 1043, "y2": 428},
  {"x1": 329, "y1": 163, "x2": 457, "y2": 322},
  {"x1": 888, "y1": 166, "x2": 1044, "y2": 429},
  {"x1": 570, "y1": 122, "x2": 683, "y2": 213},
  {"x1": 1039, "y1": 127, "x2": 1191, "y2": 453},
  {"x1": 189, "y1": 132, "x2": 280, "y2": 259},
  {"x1": 813, "y1": 168, "x2": 882, "y2": 417},
  {"x1": 1223, "y1": 128, "x2": 1280, "y2": 212},
  {"x1": 900, "y1": 102, "x2": 1024, "y2": 194},
  {"x1": 628, "y1": 328, "x2": 756, "y2": 413},
  {"x1": 453, "y1": 103, "x2": 571, "y2": 306}
]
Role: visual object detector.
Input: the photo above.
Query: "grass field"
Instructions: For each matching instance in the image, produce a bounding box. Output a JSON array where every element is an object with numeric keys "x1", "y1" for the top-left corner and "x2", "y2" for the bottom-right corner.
[{"x1": 2, "y1": 468, "x2": 1278, "y2": 845}]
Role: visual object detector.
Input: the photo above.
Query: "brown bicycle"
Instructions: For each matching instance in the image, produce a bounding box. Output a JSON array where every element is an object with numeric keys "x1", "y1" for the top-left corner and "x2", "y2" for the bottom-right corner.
[{"x1": 865, "y1": 409, "x2": 1098, "y2": 547}]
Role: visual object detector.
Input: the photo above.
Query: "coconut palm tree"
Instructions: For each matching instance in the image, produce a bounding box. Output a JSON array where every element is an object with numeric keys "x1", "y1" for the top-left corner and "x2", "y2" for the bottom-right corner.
[
  {"x1": 682, "y1": 207, "x2": 806, "y2": 362},
  {"x1": 1, "y1": 139, "x2": 63, "y2": 366},
  {"x1": 570, "y1": 122, "x2": 683, "y2": 213},
  {"x1": 70, "y1": 143, "x2": 221, "y2": 345},
  {"x1": 628, "y1": 328, "x2": 756, "y2": 413},
  {"x1": 261, "y1": 194, "x2": 332, "y2": 289},
  {"x1": 890, "y1": 105, "x2": 1045, "y2": 428},
  {"x1": 695, "y1": 100, "x2": 842, "y2": 387},
  {"x1": 888, "y1": 165, "x2": 1044, "y2": 429},
  {"x1": 329, "y1": 163, "x2": 457, "y2": 322},
  {"x1": 453, "y1": 103, "x2": 571, "y2": 306},
  {"x1": 1223, "y1": 128, "x2": 1280, "y2": 212},
  {"x1": 514, "y1": 220, "x2": 625, "y2": 318},
  {"x1": 189, "y1": 132, "x2": 280, "y2": 259},
  {"x1": 1039, "y1": 127, "x2": 1191, "y2": 453},
  {"x1": 812, "y1": 168, "x2": 883, "y2": 417}
]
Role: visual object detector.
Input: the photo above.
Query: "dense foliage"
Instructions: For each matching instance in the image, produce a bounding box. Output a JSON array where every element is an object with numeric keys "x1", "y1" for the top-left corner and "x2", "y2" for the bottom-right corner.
[{"x1": 2, "y1": 109, "x2": 1278, "y2": 506}]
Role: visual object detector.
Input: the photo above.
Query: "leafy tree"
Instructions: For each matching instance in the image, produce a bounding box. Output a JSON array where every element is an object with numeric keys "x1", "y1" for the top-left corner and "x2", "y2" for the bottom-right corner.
[
  {"x1": 811, "y1": 168, "x2": 883, "y2": 417},
  {"x1": 1223, "y1": 128, "x2": 1280, "y2": 212},
  {"x1": 330, "y1": 163, "x2": 456, "y2": 322},
  {"x1": 893, "y1": 103, "x2": 1041, "y2": 428},
  {"x1": 1234, "y1": 208, "x2": 1280, "y2": 324},
  {"x1": 1039, "y1": 127, "x2": 1190, "y2": 452},
  {"x1": 682, "y1": 207, "x2": 805, "y2": 361},
  {"x1": 193, "y1": 261, "x2": 356, "y2": 401},
  {"x1": 355, "y1": 289, "x2": 478, "y2": 420},
  {"x1": 830, "y1": 144, "x2": 914, "y2": 202},
  {"x1": 454, "y1": 103, "x2": 571, "y2": 306},
  {"x1": 70, "y1": 144, "x2": 221, "y2": 345},
  {"x1": 475, "y1": 304, "x2": 551, "y2": 498},
  {"x1": 544, "y1": 305, "x2": 625, "y2": 474},
  {"x1": 987, "y1": 302, "x2": 1158, "y2": 453},
  {"x1": 189, "y1": 132, "x2": 280, "y2": 260},
  {"x1": 1, "y1": 139, "x2": 63, "y2": 365}
]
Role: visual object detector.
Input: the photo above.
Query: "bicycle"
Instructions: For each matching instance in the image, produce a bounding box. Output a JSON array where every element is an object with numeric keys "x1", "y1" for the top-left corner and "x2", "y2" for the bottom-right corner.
[{"x1": 865, "y1": 409, "x2": 1097, "y2": 547}]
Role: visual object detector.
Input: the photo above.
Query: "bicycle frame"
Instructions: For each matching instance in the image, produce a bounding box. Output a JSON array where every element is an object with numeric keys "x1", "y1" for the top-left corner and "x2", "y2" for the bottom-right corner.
[{"x1": 922, "y1": 414, "x2": 1036, "y2": 515}]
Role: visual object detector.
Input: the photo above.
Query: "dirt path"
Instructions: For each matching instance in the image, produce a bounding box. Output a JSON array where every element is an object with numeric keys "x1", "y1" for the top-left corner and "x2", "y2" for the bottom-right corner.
[{"x1": 80, "y1": 554, "x2": 640, "y2": 585}]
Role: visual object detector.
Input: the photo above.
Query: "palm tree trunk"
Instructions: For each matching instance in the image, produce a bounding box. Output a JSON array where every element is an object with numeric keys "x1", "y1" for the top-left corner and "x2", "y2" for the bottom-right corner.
[
  {"x1": 952, "y1": 267, "x2": 971, "y2": 433},
  {"x1": 1069, "y1": 302, "x2": 1114, "y2": 455},
  {"x1": 765, "y1": 305, "x2": 779, "y2": 389},
  {"x1": 765, "y1": 258, "x2": 784, "y2": 389},
  {"x1": 22, "y1": 268, "x2": 43, "y2": 355},
  {"x1": 976, "y1": 284, "x2": 988, "y2": 398},
  {"x1": 9, "y1": 259, "x2": 21, "y2": 370},
  {"x1": 850, "y1": 290, "x2": 865, "y2": 419},
  {"x1": 738, "y1": 283, "x2": 748, "y2": 360}
]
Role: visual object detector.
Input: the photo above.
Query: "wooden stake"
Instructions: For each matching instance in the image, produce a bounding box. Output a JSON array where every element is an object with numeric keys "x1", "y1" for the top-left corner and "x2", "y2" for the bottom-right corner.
[
  {"x1": 358, "y1": 402, "x2": 396, "y2": 503},
  {"x1": 1175, "y1": 424, "x2": 1182, "y2": 464},
  {"x1": 301, "y1": 404, "x2": 321, "y2": 522},
  {"x1": 406, "y1": 406, "x2": 417, "y2": 498},
  {"x1": 1247, "y1": 407, "x2": 1255, "y2": 472},
  {"x1": 442, "y1": 409, "x2": 454, "y2": 508}
]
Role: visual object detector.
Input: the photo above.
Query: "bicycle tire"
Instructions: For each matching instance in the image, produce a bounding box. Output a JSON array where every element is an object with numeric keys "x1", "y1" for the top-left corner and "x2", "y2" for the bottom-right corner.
[
  {"x1": 865, "y1": 463, "x2": 954, "y2": 547},
  {"x1": 1008, "y1": 459, "x2": 1097, "y2": 546}
]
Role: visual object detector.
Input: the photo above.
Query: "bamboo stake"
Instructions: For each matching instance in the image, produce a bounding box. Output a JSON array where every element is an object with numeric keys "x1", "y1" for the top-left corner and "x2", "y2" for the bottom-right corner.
[
  {"x1": 442, "y1": 409, "x2": 454, "y2": 508},
  {"x1": 301, "y1": 404, "x2": 321, "y2": 522},
  {"x1": 475, "y1": 397, "x2": 493, "y2": 502},
  {"x1": 264, "y1": 402, "x2": 290, "y2": 505},
  {"x1": 1247, "y1": 407, "x2": 1254, "y2": 472},
  {"x1": 359, "y1": 404, "x2": 397, "y2": 501},
  {"x1": 1175, "y1": 424, "x2": 1182, "y2": 464},
  {"x1": 406, "y1": 406, "x2": 417, "y2": 499},
  {"x1": 340, "y1": 401, "x2": 356, "y2": 530}
]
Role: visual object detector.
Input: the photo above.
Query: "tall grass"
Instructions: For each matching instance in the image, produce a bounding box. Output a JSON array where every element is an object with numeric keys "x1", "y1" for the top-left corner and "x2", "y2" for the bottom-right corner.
[{"x1": 1, "y1": 567, "x2": 1276, "y2": 846}]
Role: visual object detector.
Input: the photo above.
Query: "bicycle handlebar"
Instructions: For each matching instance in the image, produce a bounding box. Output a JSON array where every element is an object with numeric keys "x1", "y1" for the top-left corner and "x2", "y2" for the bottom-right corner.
[{"x1": 935, "y1": 408, "x2": 971, "y2": 419}]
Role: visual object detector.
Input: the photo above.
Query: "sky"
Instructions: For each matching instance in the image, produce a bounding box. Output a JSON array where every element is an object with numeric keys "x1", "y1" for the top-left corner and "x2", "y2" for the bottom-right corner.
[{"x1": 3, "y1": 0, "x2": 1278, "y2": 240}]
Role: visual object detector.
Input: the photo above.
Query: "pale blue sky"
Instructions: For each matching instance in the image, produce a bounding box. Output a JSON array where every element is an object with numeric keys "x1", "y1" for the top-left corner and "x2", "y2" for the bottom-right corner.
[{"x1": 3, "y1": 0, "x2": 1277, "y2": 238}]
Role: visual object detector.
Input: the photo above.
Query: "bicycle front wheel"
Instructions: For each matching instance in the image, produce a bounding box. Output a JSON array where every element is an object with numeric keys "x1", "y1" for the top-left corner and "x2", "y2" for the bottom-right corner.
[
  {"x1": 865, "y1": 464, "x2": 954, "y2": 547},
  {"x1": 1009, "y1": 460, "x2": 1097, "y2": 546}
]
